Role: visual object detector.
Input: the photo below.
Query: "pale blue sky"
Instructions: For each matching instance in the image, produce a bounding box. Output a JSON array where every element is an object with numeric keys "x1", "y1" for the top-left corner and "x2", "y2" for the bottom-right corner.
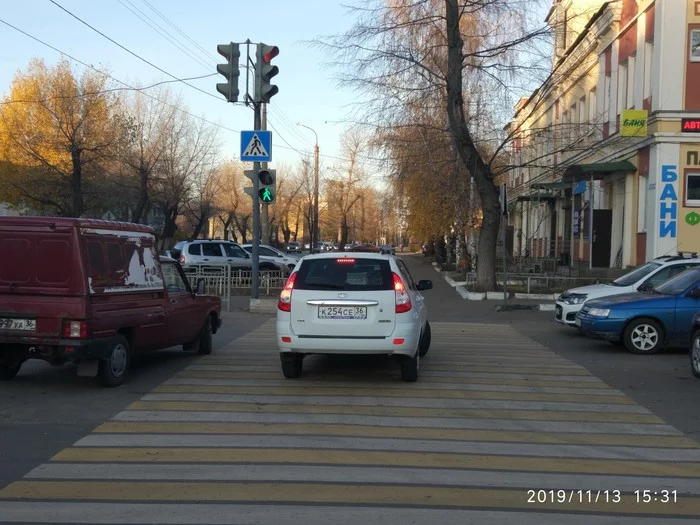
[{"x1": 0, "y1": 0, "x2": 362, "y2": 169}]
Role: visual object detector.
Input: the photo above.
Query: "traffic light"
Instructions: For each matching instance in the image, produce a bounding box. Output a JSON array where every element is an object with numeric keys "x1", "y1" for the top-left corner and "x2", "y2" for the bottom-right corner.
[
  {"x1": 258, "y1": 169, "x2": 276, "y2": 203},
  {"x1": 243, "y1": 169, "x2": 276, "y2": 203},
  {"x1": 216, "y1": 42, "x2": 240, "y2": 103},
  {"x1": 255, "y1": 43, "x2": 279, "y2": 103}
]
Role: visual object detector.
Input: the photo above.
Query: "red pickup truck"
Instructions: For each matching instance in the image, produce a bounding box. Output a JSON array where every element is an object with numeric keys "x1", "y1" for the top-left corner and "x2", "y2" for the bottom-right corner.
[{"x1": 0, "y1": 217, "x2": 222, "y2": 386}]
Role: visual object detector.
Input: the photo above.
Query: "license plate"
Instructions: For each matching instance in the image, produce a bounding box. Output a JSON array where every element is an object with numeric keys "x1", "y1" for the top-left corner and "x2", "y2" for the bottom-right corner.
[
  {"x1": 318, "y1": 306, "x2": 367, "y2": 319},
  {"x1": 0, "y1": 318, "x2": 36, "y2": 331},
  {"x1": 575, "y1": 318, "x2": 581, "y2": 327}
]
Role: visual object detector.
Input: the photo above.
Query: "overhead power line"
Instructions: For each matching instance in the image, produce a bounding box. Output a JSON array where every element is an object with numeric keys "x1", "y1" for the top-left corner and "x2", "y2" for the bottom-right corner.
[{"x1": 49, "y1": 0, "x2": 221, "y2": 102}]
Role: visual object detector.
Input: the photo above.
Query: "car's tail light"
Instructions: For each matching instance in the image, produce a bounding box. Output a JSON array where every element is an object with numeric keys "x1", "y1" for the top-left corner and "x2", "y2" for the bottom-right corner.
[
  {"x1": 179, "y1": 254, "x2": 186, "y2": 264},
  {"x1": 278, "y1": 273, "x2": 297, "y2": 312},
  {"x1": 392, "y1": 272, "x2": 412, "y2": 313},
  {"x1": 62, "y1": 320, "x2": 90, "y2": 339}
]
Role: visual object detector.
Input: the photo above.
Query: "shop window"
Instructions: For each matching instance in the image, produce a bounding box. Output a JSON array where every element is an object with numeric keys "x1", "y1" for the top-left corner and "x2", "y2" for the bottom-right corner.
[
  {"x1": 690, "y1": 29, "x2": 700, "y2": 63},
  {"x1": 686, "y1": 172, "x2": 700, "y2": 207}
]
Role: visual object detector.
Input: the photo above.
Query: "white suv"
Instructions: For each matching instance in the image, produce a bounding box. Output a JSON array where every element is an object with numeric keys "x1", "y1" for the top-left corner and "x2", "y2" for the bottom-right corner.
[
  {"x1": 176, "y1": 240, "x2": 283, "y2": 272},
  {"x1": 555, "y1": 255, "x2": 700, "y2": 326},
  {"x1": 276, "y1": 253, "x2": 432, "y2": 382}
]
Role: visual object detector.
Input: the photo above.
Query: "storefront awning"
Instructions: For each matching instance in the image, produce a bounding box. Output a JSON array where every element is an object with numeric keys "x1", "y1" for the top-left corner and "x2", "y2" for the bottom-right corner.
[
  {"x1": 516, "y1": 193, "x2": 556, "y2": 202},
  {"x1": 531, "y1": 182, "x2": 572, "y2": 190},
  {"x1": 563, "y1": 160, "x2": 636, "y2": 182}
]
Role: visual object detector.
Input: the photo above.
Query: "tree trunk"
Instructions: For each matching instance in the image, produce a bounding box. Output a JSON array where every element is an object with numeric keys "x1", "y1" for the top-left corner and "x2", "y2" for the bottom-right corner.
[
  {"x1": 132, "y1": 164, "x2": 150, "y2": 224},
  {"x1": 338, "y1": 215, "x2": 349, "y2": 252},
  {"x1": 70, "y1": 147, "x2": 84, "y2": 217},
  {"x1": 444, "y1": 0, "x2": 499, "y2": 291},
  {"x1": 219, "y1": 214, "x2": 232, "y2": 240},
  {"x1": 191, "y1": 215, "x2": 207, "y2": 240},
  {"x1": 159, "y1": 206, "x2": 179, "y2": 252}
]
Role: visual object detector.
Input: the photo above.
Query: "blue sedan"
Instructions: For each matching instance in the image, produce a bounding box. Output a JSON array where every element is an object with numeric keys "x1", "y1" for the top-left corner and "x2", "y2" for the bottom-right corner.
[{"x1": 577, "y1": 267, "x2": 700, "y2": 354}]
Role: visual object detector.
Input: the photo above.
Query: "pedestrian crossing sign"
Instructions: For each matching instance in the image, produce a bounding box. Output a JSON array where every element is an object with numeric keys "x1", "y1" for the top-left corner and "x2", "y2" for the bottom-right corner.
[{"x1": 240, "y1": 130, "x2": 272, "y2": 162}]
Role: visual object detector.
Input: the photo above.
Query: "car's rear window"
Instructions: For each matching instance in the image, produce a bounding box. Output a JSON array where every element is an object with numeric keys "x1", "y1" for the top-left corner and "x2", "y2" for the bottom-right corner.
[{"x1": 295, "y1": 257, "x2": 393, "y2": 291}]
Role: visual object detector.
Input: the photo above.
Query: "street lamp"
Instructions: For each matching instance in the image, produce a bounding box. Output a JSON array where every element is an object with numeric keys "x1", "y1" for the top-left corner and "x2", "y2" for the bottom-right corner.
[{"x1": 297, "y1": 123, "x2": 319, "y2": 253}]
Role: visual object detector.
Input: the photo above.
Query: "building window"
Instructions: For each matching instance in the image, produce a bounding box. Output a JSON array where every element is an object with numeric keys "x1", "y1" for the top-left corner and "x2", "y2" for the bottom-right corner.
[
  {"x1": 686, "y1": 172, "x2": 700, "y2": 207},
  {"x1": 618, "y1": 63, "x2": 628, "y2": 114},
  {"x1": 691, "y1": 29, "x2": 700, "y2": 62},
  {"x1": 627, "y1": 56, "x2": 635, "y2": 108},
  {"x1": 637, "y1": 174, "x2": 647, "y2": 232},
  {"x1": 643, "y1": 42, "x2": 653, "y2": 99},
  {"x1": 589, "y1": 89, "x2": 597, "y2": 124}
]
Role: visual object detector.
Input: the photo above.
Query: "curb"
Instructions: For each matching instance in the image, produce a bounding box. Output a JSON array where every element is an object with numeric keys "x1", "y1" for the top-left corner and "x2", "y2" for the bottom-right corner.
[
  {"x1": 445, "y1": 275, "x2": 555, "y2": 311},
  {"x1": 248, "y1": 298, "x2": 277, "y2": 314}
]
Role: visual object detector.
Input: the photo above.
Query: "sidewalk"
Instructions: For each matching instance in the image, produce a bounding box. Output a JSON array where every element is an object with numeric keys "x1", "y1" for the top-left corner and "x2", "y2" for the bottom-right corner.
[{"x1": 400, "y1": 253, "x2": 554, "y2": 324}]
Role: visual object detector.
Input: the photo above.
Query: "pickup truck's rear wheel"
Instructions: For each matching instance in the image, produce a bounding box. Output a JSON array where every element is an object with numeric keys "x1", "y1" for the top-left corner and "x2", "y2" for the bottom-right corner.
[
  {"x1": 280, "y1": 353, "x2": 303, "y2": 378},
  {"x1": 0, "y1": 363, "x2": 22, "y2": 380},
  {"x1": 98, "y1": 335, "x2": 130, "y2": 387},
  {"x1": 0, "y1": 345, "x2": 26, "y2": 380}
]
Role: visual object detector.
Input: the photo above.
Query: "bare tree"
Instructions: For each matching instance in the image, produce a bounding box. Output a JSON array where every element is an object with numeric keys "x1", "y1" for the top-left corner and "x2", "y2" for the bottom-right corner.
[
  {"x1": 152, "y1": 112, "x2": 219, "y2": 251},
  {"x1": 113, "y1": 88, "x2": 180, "y2": 223},
  {"x1": 317, "y1": 0, "x2": 552, "y2": 290}
]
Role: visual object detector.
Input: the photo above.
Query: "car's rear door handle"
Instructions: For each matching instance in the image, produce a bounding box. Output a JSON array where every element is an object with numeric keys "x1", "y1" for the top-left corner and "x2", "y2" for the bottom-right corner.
[{"x1": 202, "y1": 258, "x2": 210, "y2": 261}]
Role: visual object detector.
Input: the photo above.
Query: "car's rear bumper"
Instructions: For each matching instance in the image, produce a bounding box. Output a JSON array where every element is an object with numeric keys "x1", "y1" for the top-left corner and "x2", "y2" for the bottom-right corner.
[
  {"x1": 276, "y1": 320, "x2": 419, "y2": 357},
  {"x1": 1, "y1": 336, "x2": 114, "y2": 361}
]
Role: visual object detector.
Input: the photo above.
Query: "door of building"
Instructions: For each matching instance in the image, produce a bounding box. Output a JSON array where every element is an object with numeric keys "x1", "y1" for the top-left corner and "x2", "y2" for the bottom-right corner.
[{"x1": 592, "y1": 209, "x2": 613, "y2": 267}]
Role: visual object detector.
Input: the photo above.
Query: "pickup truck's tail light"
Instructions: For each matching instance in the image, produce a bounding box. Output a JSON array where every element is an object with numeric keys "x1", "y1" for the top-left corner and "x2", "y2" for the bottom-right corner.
[
  {"x1": 278, "y1": 273, "x2": 297, "y2": 312},
  {"x1": 392, "y1": 272, "x2": 412, "y2": 313},
  {"x1": 62, "y1": 320, "x2": 90, "y2": 339}
]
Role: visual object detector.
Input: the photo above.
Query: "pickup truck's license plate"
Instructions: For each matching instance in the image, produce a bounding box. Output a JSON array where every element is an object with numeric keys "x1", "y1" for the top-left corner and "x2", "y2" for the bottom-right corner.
[
  {"x1": 0, "y1": 318, "x2": 36, "y2": 331},
  {"x1": 318, "y1": 306, "x2": 367, "y2": 320}
]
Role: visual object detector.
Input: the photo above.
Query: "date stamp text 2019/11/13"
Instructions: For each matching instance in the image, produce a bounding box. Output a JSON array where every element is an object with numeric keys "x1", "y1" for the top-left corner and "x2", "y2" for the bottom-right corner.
[{"x1": 526, "y1": 490, "x2": 678, "y2": 505}]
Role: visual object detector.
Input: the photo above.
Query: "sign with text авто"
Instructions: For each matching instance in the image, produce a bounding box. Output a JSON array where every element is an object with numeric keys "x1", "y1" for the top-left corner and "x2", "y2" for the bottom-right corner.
[{"x1": 620, "y1": 109, "x2": 648, "y2": 137}]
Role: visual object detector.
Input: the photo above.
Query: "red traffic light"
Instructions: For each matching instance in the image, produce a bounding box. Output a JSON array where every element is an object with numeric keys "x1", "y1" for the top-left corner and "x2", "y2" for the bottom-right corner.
[{"x1": 263, "y1": 46, "x2": 279, "y2": 63}]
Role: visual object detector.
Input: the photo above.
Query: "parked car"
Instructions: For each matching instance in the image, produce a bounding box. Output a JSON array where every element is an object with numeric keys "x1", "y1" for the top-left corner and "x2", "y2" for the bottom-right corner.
[
  {"x1": 286, "y1": 241, "x2": 302, "y2": 254},
  {"x1": 690, "y1": 313, "x2": 700, "y2": 378},
  {"x1": 555, "y1": 256, "x2": 700, "y2": 326},
  {"x1": 177, "y1": 239, "x2": 283, "y2": 272},
  {"x1": 241, "y1": 243, "x2": 299, "y2": 271},
  {"x1": 576, "y1": 267, "x2": 700, "y2": 354},
  {"x1": 276, "y1": 253, "x2": 432, "y2": 382},
  {"x1": 379, "y1": 244, "x2": 395, "y2": 255},
  {"x1": 349, "y1": 243, "x2": 381, "y2": 253},
  {"x1": 0, "y1": 217, "x2": 221, "y2": 386}
]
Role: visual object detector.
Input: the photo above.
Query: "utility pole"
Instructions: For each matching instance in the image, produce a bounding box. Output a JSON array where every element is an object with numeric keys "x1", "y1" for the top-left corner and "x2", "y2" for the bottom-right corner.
[
  {"x1": 251, "y1": 102, "x2": 262, "y2": 299},
  {"x1": 261, "y1": 103, "x2": 269, "y2": 244},
  {"x1": 313, "y1": 140, "x2": 319, "y2": 253}
]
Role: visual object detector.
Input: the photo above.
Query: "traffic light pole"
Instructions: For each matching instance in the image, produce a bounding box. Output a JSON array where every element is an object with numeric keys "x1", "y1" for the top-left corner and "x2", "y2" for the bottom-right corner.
[
  {"x1": 251, "y1": 102, "x2": 261, "y2": 300},
  {"x1": 261, "y1": 103, "x2": 269, "y2": 244}
]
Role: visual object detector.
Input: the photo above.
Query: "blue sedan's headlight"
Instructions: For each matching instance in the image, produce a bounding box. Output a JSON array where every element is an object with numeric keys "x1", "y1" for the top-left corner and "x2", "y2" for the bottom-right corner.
[{"x1": 588, "y1": 308, "x2": 610, "y2": 317}]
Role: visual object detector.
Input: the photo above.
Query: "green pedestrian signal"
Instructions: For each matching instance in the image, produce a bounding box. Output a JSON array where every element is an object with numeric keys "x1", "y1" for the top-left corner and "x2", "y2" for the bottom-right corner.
[
  {"x1": 257, "y1": 169, "x2": 276, "y2": 203},
  {"x1": 259, "y1": 187, "x2": 273, "y2": 202}
]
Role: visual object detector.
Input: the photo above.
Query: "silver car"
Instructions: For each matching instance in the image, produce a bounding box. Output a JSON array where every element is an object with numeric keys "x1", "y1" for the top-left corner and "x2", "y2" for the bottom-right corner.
[
  {"x1": 241, "y1": 243, "x2": 300, "y2": 271},
  {"x1": 177, "y1": 240, "x2": 283, "y2": 271}
]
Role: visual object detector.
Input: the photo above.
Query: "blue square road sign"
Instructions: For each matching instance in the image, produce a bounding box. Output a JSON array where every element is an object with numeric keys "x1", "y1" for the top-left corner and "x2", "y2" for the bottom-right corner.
[{"x1": 240, "y1": 130, "x2": 272, "y2": 162}]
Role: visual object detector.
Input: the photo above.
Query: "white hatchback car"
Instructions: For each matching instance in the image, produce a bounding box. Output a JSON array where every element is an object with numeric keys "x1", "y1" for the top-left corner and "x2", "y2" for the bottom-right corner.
[
  {"x1": 555, "y1": 255, "x2": 700, "y2": 326},
  {"x1": 276, "y1": 253, "x2": 432, "y2": 382}
]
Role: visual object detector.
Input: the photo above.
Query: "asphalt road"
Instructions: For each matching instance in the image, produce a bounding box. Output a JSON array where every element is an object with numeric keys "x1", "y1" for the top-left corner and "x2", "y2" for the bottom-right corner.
[
  {"x1": 1, "y1": 253, "x2": 699, "y2": 523},
  {"x1": 0, "y1": 311, "x2": 270, "y2": 491}
]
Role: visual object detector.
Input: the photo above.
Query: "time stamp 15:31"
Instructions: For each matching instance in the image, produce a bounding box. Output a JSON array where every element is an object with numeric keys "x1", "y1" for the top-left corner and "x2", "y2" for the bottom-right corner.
[{"x1": 526, "y1": 489, "x2": 678, "y2": 504}]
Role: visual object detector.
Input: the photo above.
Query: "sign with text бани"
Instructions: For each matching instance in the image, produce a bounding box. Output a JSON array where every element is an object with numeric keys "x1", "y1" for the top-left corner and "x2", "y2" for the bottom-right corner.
[{"x1": 659, "y1": 165, "x2": 678, "y2": 238}]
